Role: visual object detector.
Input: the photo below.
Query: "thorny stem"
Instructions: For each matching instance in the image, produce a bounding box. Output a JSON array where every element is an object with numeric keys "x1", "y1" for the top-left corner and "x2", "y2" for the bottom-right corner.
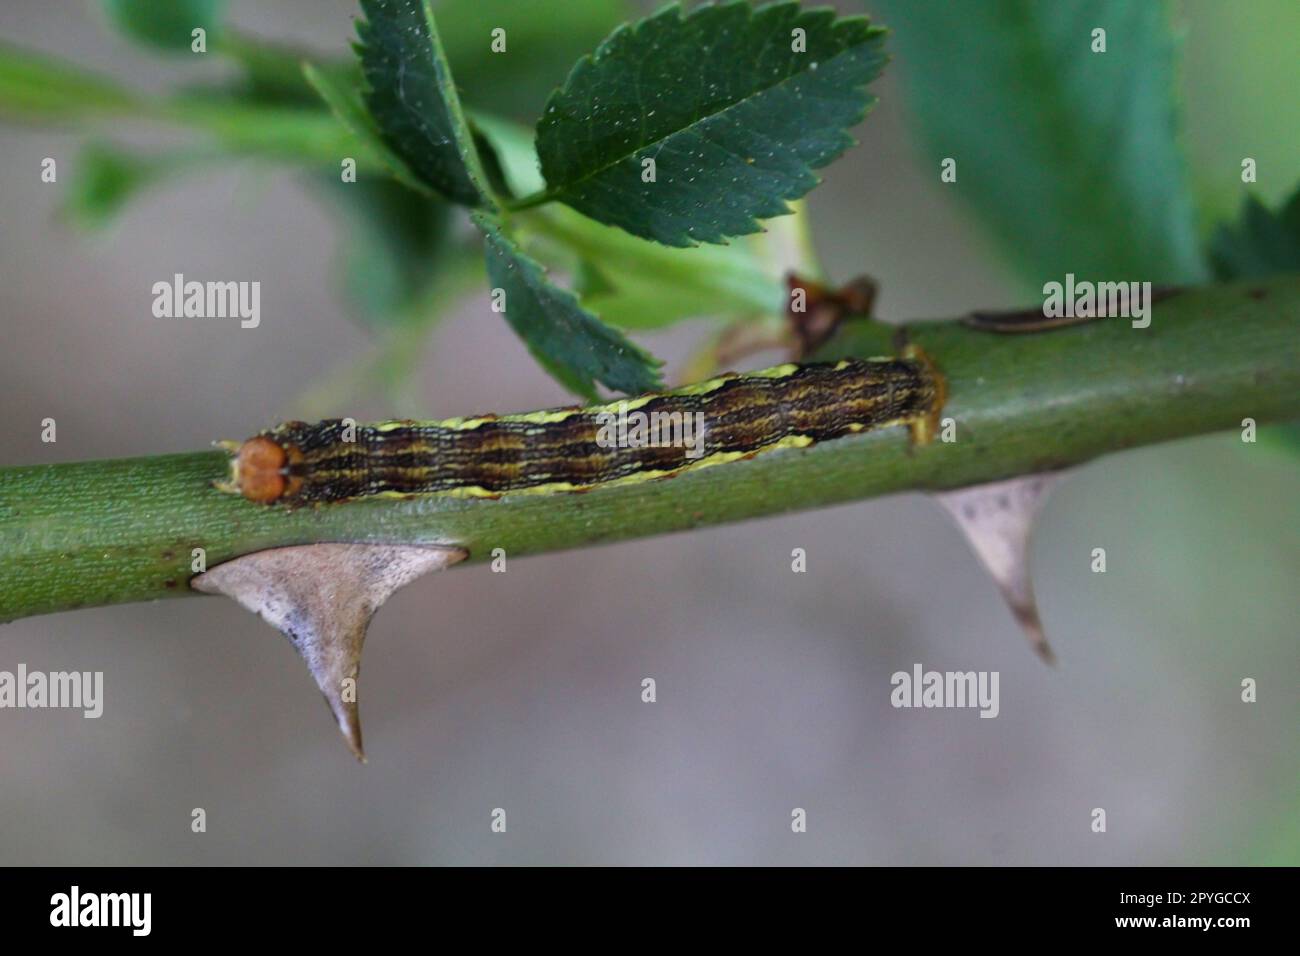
[{"x1": 0, "y1": 276, "x2": 1296, "y2": 622}]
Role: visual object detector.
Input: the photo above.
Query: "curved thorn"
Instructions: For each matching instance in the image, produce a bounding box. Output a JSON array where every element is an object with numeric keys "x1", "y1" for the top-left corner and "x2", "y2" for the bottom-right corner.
[
  {"x1": 933, "y1": 472, "x2": 1065, "y2": 664},
  {"x1": 192, "y1": 543, "x2": 468, "y2": 760}
]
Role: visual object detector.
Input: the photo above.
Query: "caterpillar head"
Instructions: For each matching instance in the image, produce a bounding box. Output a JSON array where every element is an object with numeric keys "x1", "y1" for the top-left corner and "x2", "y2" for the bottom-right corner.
[{"x1": 214, "y1": 435, "x2": 304, "y2": 504}]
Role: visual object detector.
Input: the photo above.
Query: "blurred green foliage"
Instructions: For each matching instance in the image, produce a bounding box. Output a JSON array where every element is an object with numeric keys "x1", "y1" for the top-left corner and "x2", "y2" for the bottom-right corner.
[
  {"x1": 102, "y1": 0, "x2": 225, "y2": 51},
  {"x1": 872, "y1": 0, "x2": 1207, "y2": 286},
  {"x1": 62, "y1": 143, "x2": 190, "y2": 228},
  {"x1": 3, "y1": 0, "x2": 1297, "y2": 403},
  {"x1": 1211, "y1": 189, "x2": 1300, "y2": 280},
  {"x1": 1181, "y1": 0, "x2": 1300, "y2": 228}
]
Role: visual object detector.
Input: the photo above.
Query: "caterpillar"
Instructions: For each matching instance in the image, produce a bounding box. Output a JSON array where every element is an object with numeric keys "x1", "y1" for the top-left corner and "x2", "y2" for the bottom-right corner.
[{"x1": 217, "y1": 348, "x2": 946, "y2": 506}]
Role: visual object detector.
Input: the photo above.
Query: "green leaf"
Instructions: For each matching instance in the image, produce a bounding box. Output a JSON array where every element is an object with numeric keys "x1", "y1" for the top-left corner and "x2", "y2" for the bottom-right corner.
[
  {"x1": 471, "y1": 113, "x2": 784, "y2": 329},
  {"x1": 64, "y1": 144, "x2": 153, "y2": 227},
  {"x1": 474, "y1": 212, "x2": 663, "y2": 398},
  {"x1": 872, "y1": 0, "x2": 1207, "y2": 285},
  {"x1": 534, "y1": 0, "x2": 887, "y2": 247},
  {"x1": 301, "y1": 61, "x2": 433, "y2": 196},
  {"x1": 435, "y1": 0, "x2": 632, "y2": 120},
  {"x1": 356, "y1": 0, "x2": 493, "y2": 207},
  {"x1": 102, "y1": 0, "x2": 225, "y2": 51},
  {"x1": 62, "y1": 143, "x2": 200, "y2": 228},
  {"x1": 1209, "y1": 188, "x2": 1300, "y2": 280}
]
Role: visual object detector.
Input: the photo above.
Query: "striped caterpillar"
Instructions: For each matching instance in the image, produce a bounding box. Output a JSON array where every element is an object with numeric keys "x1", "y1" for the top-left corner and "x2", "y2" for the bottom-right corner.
[{"x1": 217, "y1": 348, "x2": 946, "y2": 506}]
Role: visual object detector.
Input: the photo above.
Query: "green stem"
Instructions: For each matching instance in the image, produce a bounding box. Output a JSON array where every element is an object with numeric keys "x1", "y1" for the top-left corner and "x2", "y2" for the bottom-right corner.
[
  {"x1": 1, "y1": 276, "x2": 1297, "y2": 622},
  {"x1": 0, "y1": 41, "x2": 384, "y2": 170},
  {"x1": 503, "y1": 189, "x2": 559, "y2": 212}
]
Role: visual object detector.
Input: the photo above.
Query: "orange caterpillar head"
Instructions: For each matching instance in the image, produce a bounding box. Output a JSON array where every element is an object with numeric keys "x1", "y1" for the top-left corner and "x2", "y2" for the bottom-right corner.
[{"x1": 216, "y1": 435, "x2": 304, "y2": 504}]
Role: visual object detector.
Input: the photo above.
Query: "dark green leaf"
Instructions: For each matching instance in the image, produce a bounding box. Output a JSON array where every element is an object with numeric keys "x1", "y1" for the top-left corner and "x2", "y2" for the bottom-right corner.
[
  {"x1": 474, "y1": 213, "x2": 663, "y2": 398},
  {"x1": 102, "y1": 0, "x2": 225, "y2": 51},
  {"x1": 473, "y1": 114, "x2": 785, "y2": 330},
  {"x1": 873, "y1": 0, "x2": 1207, "y2": 284},
  {"x1": 1209, "y1": 188, "x2": 1300, "y2": 280},
  {"x1": 356, "y1": 0, "x2": 492, "y2": 206},
  {"x1": 535, "y1": 0, "x2": 887, "y2": 247},
  {"x1": 302, "y1": 61, "x2": 433, "y2": 196},
  {"x1": 436, "y1": 0, "x2": 632, "y2": 120}
]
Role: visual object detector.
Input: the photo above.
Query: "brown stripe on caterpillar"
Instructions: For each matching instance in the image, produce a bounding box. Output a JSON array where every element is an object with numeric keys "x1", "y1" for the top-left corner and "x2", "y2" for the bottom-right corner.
[{"x1": 217, "y1": 350, "x2": 947, "y2": 506}]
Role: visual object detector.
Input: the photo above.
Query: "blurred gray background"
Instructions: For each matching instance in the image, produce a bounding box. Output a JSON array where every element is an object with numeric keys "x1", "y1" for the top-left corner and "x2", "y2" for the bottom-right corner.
[{"x1": 0, "y1": 0, "x2": 1295, "y2": 865}]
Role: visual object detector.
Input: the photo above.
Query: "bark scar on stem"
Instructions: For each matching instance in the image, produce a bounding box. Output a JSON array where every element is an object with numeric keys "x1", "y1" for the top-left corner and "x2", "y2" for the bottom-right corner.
[{"x1": 191, "y1": 543, "x2": 468, "y2": 761}]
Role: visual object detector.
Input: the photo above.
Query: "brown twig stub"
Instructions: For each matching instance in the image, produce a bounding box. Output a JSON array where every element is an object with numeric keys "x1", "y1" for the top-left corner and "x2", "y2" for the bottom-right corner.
[{"x1": 786, "y1": 273, "x2": 878, "y2": 357}]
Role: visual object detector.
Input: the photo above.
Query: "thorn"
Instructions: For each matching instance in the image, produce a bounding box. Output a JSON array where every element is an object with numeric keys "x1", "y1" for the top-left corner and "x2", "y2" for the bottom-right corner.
[
  {"x1": 191, "y1": 543, "x2": 468, "y2": 760},
  {"x1": 933, "y1": 472, "x2": 1065, "y2": 664}
]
